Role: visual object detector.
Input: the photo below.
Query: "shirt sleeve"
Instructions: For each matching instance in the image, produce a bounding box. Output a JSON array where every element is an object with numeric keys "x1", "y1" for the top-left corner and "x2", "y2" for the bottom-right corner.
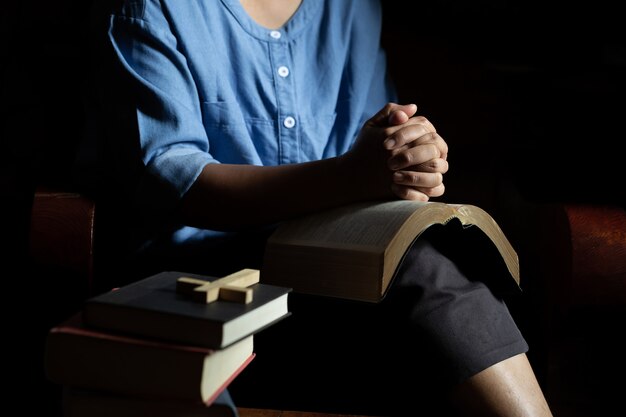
[{"x1": 105, "y1": 4, "x2": 216, "y2": 227}]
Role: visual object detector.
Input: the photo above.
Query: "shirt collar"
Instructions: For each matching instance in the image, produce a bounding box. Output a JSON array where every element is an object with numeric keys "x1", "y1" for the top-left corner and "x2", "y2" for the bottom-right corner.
[{"x1": 219, "y1": 0, "x2": 318, "y2": 42}]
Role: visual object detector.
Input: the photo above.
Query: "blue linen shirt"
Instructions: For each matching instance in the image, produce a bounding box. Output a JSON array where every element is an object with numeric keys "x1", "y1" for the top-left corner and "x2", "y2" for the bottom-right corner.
[{"x1": 96, "y1": 0, "x2": 397, "y2": 249}]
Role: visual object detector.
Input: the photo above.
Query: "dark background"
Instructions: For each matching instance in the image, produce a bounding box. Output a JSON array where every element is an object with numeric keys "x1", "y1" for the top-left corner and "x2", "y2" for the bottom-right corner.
[
  {"x1": 382, "y1": 0, "x2": 625, "y2": 210},
  {"x1": 1, "y1": 1, "x2": 624, "y2": 415}
]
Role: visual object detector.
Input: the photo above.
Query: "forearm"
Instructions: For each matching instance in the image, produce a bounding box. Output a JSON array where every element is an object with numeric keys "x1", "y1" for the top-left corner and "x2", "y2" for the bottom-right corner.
[
  {"x1": 177, "y1": 103, "x2": 447, "y2": 231},
  {"x1": 178, "y1": 156, "x2": 385, "y2": 231}
]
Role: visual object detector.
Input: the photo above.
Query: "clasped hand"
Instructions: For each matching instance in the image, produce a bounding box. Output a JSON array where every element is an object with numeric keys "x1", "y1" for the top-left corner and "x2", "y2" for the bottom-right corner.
[{"x1": 344, "y1": 102, "x2": 449, "y2": 201}]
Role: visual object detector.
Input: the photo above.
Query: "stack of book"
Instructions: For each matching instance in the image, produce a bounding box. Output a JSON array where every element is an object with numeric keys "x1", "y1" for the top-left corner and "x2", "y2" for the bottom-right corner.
[{"x1": 45, "y1": 269, "x2": 291, "y2": 417}]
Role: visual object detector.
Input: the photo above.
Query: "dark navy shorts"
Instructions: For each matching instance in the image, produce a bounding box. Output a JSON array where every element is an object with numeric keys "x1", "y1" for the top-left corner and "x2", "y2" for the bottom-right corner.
[
  {"x1": 228, "y1": 234, "x2": 529, "y2": 415},
  {"x1": 388, "y1": 237, "x2": 528, "y2": 384}
]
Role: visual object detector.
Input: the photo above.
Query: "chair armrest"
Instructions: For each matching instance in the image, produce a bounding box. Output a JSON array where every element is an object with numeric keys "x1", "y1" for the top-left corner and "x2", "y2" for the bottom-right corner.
[
  {"x1": 29, "y1": 187, "x2": 96, "y2": 291},
  {"x1": 538, "y1": 203, "x2": 626, "y2": 312}
]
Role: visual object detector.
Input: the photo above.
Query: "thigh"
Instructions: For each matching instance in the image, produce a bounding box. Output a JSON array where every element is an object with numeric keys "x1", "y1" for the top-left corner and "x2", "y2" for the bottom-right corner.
[{"x1": 386, "y1": 237, "x2": 529, "y2": 384}]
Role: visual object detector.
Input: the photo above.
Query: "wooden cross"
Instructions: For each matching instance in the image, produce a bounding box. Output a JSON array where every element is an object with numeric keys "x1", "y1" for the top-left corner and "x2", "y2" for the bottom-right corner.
[{"x1": 176, "y1": 268, "x2": 260, "y2": 304}]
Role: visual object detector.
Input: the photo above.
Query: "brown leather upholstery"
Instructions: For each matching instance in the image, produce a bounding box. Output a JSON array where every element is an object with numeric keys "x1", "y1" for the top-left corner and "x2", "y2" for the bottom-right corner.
[
  {"x1": 531, "y1": 203, "x2": 626, "y2": 415},
  {"x1": 28, "y1": 187, "x2": 96, "y2": 293},
  {"x1": 559, "y1": 204, "x2": 626, "y2": 307},
  {"x1": 534, "y1": 203, "x2": 626, "y2": 314}
]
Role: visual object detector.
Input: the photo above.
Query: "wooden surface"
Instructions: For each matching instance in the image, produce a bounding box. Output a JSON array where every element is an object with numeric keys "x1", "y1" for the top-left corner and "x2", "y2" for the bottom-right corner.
[{"x1": 238, "y1": 409, "x2": 378, "y2": 417}]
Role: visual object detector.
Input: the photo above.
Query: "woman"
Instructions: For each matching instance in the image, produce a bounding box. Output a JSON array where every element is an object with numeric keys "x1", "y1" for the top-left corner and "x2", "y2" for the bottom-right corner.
[{"x1": 84, "y1": 1, "x2": 553, "y2": 415}]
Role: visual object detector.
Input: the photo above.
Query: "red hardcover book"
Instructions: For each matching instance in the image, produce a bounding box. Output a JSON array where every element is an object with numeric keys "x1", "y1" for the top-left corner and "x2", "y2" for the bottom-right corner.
[{"x1": 45, "y1": 313, "x2": 255, "y2": 406}]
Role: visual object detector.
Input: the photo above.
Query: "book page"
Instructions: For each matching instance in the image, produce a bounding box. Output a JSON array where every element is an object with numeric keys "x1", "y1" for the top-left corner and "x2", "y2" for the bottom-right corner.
[
  {"x1": 263, "y1": 200, "x2": 520, "y2": 302},
  {"x1": 272, "y1": 200, "x2": 429, "y2": 248}
]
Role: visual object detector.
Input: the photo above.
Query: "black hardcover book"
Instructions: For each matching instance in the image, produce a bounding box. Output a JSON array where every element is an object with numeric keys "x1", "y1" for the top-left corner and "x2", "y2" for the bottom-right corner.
[{"x1": 83, "y1": 270, "x2": 291, "y2": 349}]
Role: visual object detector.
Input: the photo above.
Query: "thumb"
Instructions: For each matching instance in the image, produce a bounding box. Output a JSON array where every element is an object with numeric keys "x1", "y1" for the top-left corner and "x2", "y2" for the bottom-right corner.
[
  {"x1": 369, "y1": 103, "x2": 418, "y2": 127},
  {"x1": 388, "y1": 108, "x2": 412, "y2": 126}
]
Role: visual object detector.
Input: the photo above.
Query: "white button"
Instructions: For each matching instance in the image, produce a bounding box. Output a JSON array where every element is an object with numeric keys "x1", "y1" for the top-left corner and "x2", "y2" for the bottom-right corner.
[
  {"x1": 277, "y1": 66, "x2": 290, "y2": 77},
  {"x1": 270, "y1": 30, "x2": 281, "y2": 39},
  {"x1": 283, "y1": 116, "x2": 296, "y2": 128}
]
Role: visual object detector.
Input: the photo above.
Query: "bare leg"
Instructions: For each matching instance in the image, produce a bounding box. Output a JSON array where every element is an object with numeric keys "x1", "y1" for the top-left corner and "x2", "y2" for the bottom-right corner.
[{"x1": 450, "y1": 353, "x2": 553, "y2": 417}]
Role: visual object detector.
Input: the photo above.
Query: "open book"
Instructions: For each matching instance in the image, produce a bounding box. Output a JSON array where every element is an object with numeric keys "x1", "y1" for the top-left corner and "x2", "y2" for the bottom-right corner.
[{"x1": 261, "y1": 200, "x2": 520, "y2": 303}]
